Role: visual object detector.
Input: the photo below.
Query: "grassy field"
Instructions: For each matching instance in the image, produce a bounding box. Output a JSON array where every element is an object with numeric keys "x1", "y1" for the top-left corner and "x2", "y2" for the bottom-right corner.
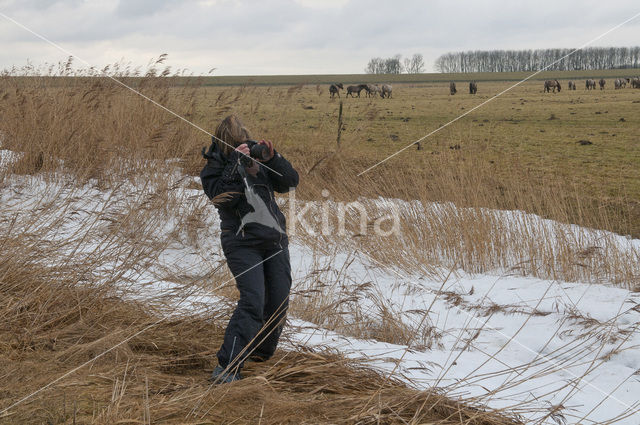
[
  {"x1": 184, "y1": 76, "x2": 640, "y2": 238},
  {"x1": 3, "y1": 67, "x2": 639, "y2": 242},
  {"x1": 185, "y1": 69, "x2": 640, "y2": 86}
]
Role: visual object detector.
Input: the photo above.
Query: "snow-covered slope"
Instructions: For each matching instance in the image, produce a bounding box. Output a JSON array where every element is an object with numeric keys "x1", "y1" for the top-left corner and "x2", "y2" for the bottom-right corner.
[{"x1": 286, "y1": 245, "x2": 640, "y2": 424}]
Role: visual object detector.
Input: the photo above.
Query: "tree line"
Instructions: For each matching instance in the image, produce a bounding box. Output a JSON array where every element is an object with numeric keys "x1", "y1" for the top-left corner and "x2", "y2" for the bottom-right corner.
[
  {"x1": 365, "y1": 54, "x2": 425, "y2": 74},
  {"x1": 434, "y1": 47, "x2": 640, "y2": 73}
]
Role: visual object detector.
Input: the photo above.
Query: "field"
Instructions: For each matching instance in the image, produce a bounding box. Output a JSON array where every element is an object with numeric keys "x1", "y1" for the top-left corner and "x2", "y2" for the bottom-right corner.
[
  {"x1": 1, "y1": 65, "x2": 640, "y2": 424},
  {"x1": 185, "y1": 69, "x2": 640, "y2": 85},
  {"x1": 185, "y1": 73, "x2": 640, "y2": 238}
]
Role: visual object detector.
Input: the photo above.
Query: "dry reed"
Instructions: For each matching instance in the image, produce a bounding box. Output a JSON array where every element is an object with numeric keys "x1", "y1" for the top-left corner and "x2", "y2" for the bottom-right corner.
[
  {"x1": 0, "y1": 58, "x2": 531, "y2": 424},
  {"x1": 3, "y1": 57, "x2": 640, "y2": 424}
]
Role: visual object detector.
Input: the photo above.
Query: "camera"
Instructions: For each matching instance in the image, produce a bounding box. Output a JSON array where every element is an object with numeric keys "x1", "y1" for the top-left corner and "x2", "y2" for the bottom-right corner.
[{"x1": 240, "y1": 140, "x2": 270, "y2": 166}]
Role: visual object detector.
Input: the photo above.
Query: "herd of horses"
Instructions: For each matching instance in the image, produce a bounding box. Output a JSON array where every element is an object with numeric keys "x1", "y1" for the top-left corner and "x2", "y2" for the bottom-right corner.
[
  {"x1": 329, "y1": 83, "x2": 393, "y2": 99},
  {"x1": 328, "y1": 76, "x2": 640, "y2": 99},
  {"x1": 544, "y1": 77, "x2": 640, "y2": 93},
  {"x1": 329, "y1": 81, "x2": 478, "y2": 99}
]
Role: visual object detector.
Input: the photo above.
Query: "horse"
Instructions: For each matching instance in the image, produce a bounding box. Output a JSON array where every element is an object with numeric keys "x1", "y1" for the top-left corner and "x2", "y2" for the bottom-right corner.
[
  {"x1": 358, "y1": 84, "x2": 371, "y2": 97},
  {"x1": 614, "y1": 78, "x2": 626, "y2": 89},
  {"x1": 329, "y1": 83, "x2": 343, "y2": 98},
  {"x1": 632, "y1": 77, "x2": 640, "y2": 89},
  {"x1": 568, "y1": 81, "x2": 576, "y2": 90},
  {"x1": 599, "y1": 79, "x2": 606, "y2": 90},
  {"x1": 346, "y1": 85, "x2": 364, "y2": 98},
  {"x1": 469, "y1": 81, "x2": 477, "y2": 94},
  {"x1": 380, "y1": 84, "x2": 392, "y2": 98},
  {"x1": 449, "y1": 81, "x2": 457, "y2": 95},
  {"x1": 585, "y1": 79, "x2": 596, "y2": 90},
  {"x1": 367, "y1": 84, "x2": 380, "y2": 97},
  {"x1": 544, "y1": 80, "x2": 561, "y2": 93}
]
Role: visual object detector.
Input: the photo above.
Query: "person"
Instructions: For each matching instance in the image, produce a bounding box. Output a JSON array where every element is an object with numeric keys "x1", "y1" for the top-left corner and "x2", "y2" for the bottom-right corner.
[{"x1": 200, "y1": 115, "x2": 299, "y2": 383}]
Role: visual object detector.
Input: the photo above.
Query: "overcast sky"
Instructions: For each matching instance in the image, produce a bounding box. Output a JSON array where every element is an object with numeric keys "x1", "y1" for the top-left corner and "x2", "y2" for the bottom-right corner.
[{"x1": 1, "y1": 0, "x2": 639, "y2": 75}]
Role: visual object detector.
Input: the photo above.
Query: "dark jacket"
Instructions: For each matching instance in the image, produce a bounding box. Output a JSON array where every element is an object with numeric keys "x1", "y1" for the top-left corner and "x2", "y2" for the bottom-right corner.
[{"x1": 200, "y1": 141, "x2": 299, "y2": 243}]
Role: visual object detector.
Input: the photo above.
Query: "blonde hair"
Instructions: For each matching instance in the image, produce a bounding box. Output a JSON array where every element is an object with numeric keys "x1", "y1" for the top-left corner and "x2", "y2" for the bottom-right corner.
[{"x1": 214, "y1": 115, "x2": 251, "y2": 156}]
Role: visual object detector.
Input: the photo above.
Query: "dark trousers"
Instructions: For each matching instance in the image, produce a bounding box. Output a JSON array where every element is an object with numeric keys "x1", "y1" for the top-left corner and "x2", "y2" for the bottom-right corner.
[{"x1": 217, "y1": 235, "x2": 291, "y2": 370}]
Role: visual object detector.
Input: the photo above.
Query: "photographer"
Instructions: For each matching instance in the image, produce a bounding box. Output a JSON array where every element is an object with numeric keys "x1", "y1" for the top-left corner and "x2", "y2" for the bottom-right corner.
[{"x1": 200, "y1": 115, "x2": 299, "y2": 383}]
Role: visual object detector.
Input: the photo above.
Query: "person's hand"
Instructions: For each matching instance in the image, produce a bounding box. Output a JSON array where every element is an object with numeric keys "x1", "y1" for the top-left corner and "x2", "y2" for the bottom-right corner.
[
  {"x1": 235, "y1": 143, "x2": 250, "y2": 157},
  {"x1": 235, "y1": 144, "x2": 259, "y2": 176},
  {"x1": 258, "y1": 140, "x2": 274, "y2": 161}
]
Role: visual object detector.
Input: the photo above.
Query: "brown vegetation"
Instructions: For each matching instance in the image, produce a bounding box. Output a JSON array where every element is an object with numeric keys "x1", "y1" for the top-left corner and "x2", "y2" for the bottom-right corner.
[
  {"x1": 0, "y1": 58, "x2": 536, "y2": 424},
  {"x1": 0, "y1": 249, "x2": 524, "y2": 424}
]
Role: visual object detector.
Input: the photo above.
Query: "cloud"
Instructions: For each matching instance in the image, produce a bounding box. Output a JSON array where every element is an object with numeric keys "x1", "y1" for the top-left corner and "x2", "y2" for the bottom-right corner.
[
  {"x1": 115, "y1": 0, "x2": 178, "y2": 18},
  {"x1": 293, "y1": 0, "x2": 348, "y2": 9},
  {"x1": 0, "y1": 0, "x2": 639, "y2": 74}
]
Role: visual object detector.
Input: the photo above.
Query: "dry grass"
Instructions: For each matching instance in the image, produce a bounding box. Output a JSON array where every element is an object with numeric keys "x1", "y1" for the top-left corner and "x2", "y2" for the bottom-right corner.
[
  {"x1": 202, "y1": 79, "x2": 640, "y2": 240},
  {"x1": 0, "y1": 56, "x2": 206, "y2": 185},
  {"x1": 0, "y1": 237, "x2": 523, "y2": 425},
  {"x1": 0, "y1": 59, "x2": 537, "y2": 424},
  {"x1": 235, "y1": 80, "x2": 640, "y2": 288}
]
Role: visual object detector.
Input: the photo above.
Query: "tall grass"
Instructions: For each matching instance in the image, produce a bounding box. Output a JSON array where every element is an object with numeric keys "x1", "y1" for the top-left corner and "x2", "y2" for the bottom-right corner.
[
  {"x1": 287, "y1": 152, "x2": 640, "y2": 288},
  {"x1": 0, "y1": 58, "x2": 531, "y2": 424},
  {"x1": 1, "y1": 57, "x2": 637, "y2": 286},
  {"x1": 0, "y1": 58, "x2": 638, "y2": 423},
  {"x1": 0, "y1": 56, "x2": 206, "y2": 185}
]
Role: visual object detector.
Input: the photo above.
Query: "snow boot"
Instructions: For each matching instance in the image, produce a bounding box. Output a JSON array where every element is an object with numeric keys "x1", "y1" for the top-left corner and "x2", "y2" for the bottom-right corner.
[{"x1": 208, "y1": 365, "x2": 242, "y2": 384}]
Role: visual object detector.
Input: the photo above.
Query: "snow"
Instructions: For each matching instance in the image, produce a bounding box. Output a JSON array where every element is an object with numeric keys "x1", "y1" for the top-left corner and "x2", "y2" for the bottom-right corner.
[
  {"x1": 284, "y1": 246, "x2": 640, "y2": 424},
  {"x1": 1, "y1": 158, "x2": 639, "y2": 424},
  {"x1": 0, "y1": 148, "x2": 20, "y2": 169}
]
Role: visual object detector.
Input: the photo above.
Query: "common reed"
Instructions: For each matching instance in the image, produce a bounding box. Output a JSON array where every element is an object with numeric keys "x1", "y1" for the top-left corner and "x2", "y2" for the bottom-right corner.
[{"x1": 1, "y1": 58, "x2": 638, "y2": 424}]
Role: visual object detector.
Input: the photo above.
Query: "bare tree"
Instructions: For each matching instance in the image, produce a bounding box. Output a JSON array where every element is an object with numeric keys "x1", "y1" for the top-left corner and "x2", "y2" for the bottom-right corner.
[
  {"x1": 435, "y1": 47, "x2": 640, "y2": 73},
  {"x1": 384, "y1": 54, "x2": 403, "y2": 74},
  {"x1": 403, "y1": 57, "x2": 411, "y2": 74},
  {"x1": 365, "y1": 57, "x2": 385, "y2": 74},
  {"x1": 405, "y1": 53, "x2": 425, "y2": 74},
  {"x1": 366, "y1": 54, "x2": 405, "y2": 74}
]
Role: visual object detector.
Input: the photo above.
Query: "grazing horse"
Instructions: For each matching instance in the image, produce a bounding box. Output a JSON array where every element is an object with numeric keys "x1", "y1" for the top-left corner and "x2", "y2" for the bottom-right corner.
[
  {"x1": 632, "y1": 77, "x2": 640, "y2": 88},
  {"x1": 568, "y1": 81, "x2": 576, "y2": 90},
  {"x1": 449, "y1": 81, "x2": 457, "y2": 95},
  {"x1": 367, "y1": 84, "x2": 380, "y2": 97},
  {"x1": 469, "y1": 81, "x2": 478, "y2": 94},
  {"x1": 329, "y1": 83, "x2": 343, "y2": 98},
  {"x1": 380, "y1": 84, "x2": 392, "y2": 98},
  {"x1": 585, "y1": 79, "x2": 596, "y2": 90},
  {"x1": 358, "y1": 84, "x2": 371, "y2": 97},
  {"x1": 544, "y1": 80, "x2": 561, "y2": 93},
  {"x1": 346, "y1": 85, "x2": 364, "y2": 98},
  {"x1": 614, "y1": 78, "x2": 626, "y2": 89},
  {"x1": 599, "y1": 79, "x2": 606, "y2": 90}
]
